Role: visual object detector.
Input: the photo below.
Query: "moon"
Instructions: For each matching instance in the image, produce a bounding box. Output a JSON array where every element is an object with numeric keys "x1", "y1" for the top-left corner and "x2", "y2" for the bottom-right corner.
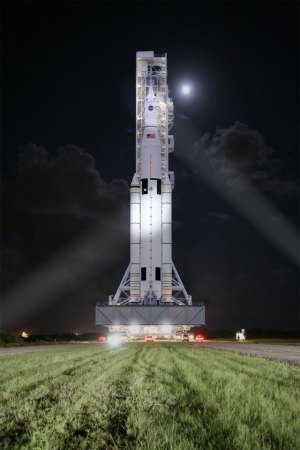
[{"x1": 182, "y1": 85, "x2": 191, "y2": 95}]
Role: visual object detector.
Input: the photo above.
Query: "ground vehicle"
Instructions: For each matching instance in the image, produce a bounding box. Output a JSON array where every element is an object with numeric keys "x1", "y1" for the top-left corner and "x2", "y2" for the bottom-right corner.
[
  {"x1": 195, "y1": 334, "x2": 204, "y2": 343},
  {"x1": 182, "y1": 334, "x2": 189, "y2": 342},
  {"x1": 146, "y1": 335, "x2": 154, "y2": 342},
  {"x1": 97, "y1": 336, "x2": 106, "y2": 342}
]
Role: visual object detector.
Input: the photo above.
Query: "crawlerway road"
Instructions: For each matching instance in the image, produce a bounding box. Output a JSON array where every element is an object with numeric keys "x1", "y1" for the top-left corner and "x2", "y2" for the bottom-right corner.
[
  {"x1": 0, "y1": 343, "x2": 92, "y2": 356},
  {"x1": 1, "y1": 342, "x2": 300, "y2": 366},
  {"x1": 202, "y1": 341, "x2": 300, "y2": 366}
]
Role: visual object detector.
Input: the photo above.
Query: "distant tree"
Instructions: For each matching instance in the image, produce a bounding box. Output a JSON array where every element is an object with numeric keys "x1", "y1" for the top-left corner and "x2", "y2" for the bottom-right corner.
[{"x1": 0, "y1": 331, "x2": 23, "y2": 344}]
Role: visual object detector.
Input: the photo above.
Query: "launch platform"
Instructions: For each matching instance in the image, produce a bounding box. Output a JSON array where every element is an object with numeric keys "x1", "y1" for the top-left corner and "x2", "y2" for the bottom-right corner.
[{"x1": 96, "y1": 304, "x2": 205, "y2": 326}]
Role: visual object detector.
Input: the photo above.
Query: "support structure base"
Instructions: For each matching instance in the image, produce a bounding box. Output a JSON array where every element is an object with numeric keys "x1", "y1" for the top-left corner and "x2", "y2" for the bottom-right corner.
[{"x1": 96, "y1": 304, "x2": 205, "y2": 326}]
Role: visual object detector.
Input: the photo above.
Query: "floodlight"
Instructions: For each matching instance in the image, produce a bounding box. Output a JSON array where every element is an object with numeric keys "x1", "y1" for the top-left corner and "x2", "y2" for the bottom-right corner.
[{"x1": 107, "y1": 334, "x2": 121, "y2": 347}]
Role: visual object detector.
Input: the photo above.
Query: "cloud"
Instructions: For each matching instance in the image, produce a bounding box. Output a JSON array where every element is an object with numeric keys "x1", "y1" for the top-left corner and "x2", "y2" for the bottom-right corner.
[
  {"x1": 209, "y1": 122, "x2": 272, "y2": 166},
  {"x1": 176, "y1": 122, "x2": 300, "y2": 267},
  {"x1": 1, "y1": 214, "x2": 128, "y2": 329},
  {"x1": 13, "y1": 143, "x2": 128, "y2": 216},
  {"x1": 194, "y1": 122, "x2": 298, "y2": 195},
  {"x1": 17, "y1": 143, "x2": 49, "y2": 170},
  {"x1": 1, "y1": 143, "x2": 129, "y2": 293},
  {"x1": 199, "y1": 121, "x2": 272, "y2": 165}
]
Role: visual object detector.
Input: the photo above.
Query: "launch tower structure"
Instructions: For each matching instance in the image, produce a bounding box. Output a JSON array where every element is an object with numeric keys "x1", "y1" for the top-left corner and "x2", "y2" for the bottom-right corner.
[
  {"x1": 112, "y1": 51, "x2": 190, "y2": 306},
  {"x1": 96, "y1": 51, "x2": 205, "y2": 327}
]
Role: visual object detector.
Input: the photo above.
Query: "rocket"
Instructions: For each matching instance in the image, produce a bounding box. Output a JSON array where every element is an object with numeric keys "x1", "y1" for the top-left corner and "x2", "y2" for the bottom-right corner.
[{"x1": 130, "y1": 84, "x2": 172, "y2": 305}]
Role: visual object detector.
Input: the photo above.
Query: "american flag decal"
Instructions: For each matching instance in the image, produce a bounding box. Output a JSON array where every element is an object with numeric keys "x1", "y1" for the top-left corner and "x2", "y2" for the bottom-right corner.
[{"x1": 147, "y1": 133, "x2": 156, "y2": 138}]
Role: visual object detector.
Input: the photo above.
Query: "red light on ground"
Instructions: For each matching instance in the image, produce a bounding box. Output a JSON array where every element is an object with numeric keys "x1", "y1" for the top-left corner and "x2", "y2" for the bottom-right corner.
[
  {"x1": 195, "y1": 335, "x2": 205, "y2": 342},
  {"x1": 98, "y1": 336, "x2": 106, "y2": 342}
]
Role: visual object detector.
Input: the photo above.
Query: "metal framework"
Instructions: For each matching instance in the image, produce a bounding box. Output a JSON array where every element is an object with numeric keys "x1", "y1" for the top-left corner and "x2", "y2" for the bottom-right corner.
[
  {"x1": 108, "y1": 262, "x2": 192, "y2": 306},
  {"x1": 96, "y1": 305, "x2": 205, "y2": 326},
  {"x1": 136, "y1": 52, "x2": 174, "y2": 179}
]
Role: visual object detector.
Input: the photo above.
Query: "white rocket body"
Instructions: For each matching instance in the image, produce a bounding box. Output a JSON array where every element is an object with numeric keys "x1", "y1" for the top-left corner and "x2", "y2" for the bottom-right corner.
[
  {"x1": 141, "y1": 87, "x2": 161, "y2": 301},
  {"x1": 129, "y1": 85, "x2": 172, "y2": 304}
]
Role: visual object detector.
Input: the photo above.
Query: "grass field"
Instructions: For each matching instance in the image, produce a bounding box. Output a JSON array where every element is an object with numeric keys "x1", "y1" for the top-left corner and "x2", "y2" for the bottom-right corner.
[{"x1": 0, "y1": 343, "x2": 299, "y2": 449}]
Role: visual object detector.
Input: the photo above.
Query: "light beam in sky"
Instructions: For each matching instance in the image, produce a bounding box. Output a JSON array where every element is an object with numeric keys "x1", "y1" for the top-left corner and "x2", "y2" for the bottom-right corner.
[{"x1": 175, "y1": 120, "x2": 300, "y2": 268}]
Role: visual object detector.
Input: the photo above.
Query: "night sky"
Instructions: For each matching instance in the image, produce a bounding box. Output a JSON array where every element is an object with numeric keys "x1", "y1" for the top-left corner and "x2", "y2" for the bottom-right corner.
[{"x1": 1, "y1": 1, "x2": 299, "y2": 333}]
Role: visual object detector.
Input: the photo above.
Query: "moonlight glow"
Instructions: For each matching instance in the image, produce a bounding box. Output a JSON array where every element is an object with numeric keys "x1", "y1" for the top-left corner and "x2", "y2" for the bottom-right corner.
[{"x1": 182, "y1": 85, "x2": 191, "y2": 95}]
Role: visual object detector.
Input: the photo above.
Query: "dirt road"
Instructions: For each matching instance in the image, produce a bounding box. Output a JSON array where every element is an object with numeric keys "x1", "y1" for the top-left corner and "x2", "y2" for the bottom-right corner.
[
  {"x1": 1, "y1": 342, "x2": 299, "y2": 366},
  {"x1": 202, "y1": 341, "x2": 300, "y2": 366},
  {"x1": 0, "y1": 343, "x2": 93, "y2": 356}
]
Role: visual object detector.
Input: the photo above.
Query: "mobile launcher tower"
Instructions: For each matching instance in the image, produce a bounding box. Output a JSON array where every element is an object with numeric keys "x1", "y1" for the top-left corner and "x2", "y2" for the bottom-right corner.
[{"x1": 96, "y1": 51, "x2": 205, "y2": 334}]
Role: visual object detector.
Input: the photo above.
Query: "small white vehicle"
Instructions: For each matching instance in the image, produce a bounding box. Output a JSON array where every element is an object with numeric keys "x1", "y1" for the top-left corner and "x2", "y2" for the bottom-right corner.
[{"x1": 236, "y1": 330, "x2": 246, "y2": 342}]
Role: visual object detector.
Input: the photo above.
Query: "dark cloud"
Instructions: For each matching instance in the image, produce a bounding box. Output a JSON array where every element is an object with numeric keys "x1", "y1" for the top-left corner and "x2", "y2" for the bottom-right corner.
[
  {"x1": 17, "y1": 143, "x2": 49, "y2": 170},
  {"x1": 1, "y1": 143, "x2": 129, "y2": 294},
  {"x1": 194, "y1": 122, "x2": 299, "y2": 195},
  {"x1": 176, "y1": 121, "x2": 300, "y2": 267},
  {"x1": 215, "y1": 122, "x2": 272, "y2": 166},
  {"x1": 14, "y1": 143, "x2": 128, "y2": 216},
  {"x1": 1, "y1": 215, "x2": 128, "y2": 330},
  {"x1": 200, "y1": 122, "x2": 272, "y2": 166}
]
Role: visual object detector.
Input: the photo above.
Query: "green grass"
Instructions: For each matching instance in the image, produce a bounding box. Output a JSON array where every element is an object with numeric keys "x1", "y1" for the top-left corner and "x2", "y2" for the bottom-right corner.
[{"x1": 0, "y1": 343, "x2": 299, "y2": 449}]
